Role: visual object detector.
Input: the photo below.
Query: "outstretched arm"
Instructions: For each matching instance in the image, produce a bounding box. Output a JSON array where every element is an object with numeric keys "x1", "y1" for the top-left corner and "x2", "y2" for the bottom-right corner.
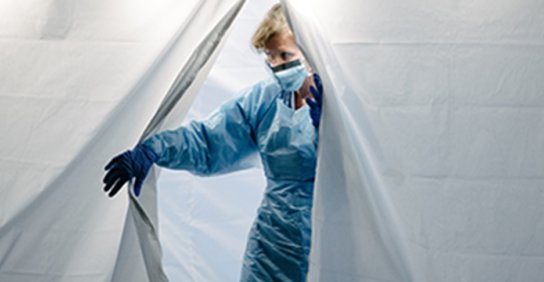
[{"x1": 103, "y1": 88, "x2": 264, "y2": 198}]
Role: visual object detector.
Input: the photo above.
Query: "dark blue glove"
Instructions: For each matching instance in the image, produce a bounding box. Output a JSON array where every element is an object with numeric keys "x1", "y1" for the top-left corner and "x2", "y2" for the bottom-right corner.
[
  {"x1": 103, "y1": 143, "x2": 159, "y2": 197},
  {"x1": 305, "y1": 73, "x2": 323, "y2": 129}
]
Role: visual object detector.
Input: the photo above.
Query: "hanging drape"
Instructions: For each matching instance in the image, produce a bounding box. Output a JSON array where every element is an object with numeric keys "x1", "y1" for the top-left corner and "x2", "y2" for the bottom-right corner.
[
  {"x1": 2, "y1": 0, "x2": 543, "y2": 281},
  {"x1": 285, "y1": 0, "x2": 544, "y2": 281}
]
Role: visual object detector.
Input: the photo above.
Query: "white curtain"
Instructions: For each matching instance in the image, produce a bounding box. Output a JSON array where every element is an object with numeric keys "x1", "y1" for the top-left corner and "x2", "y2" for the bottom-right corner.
[
  {"x1": 156, "y1": 1, "x2": 276, "y2": 281},
  {"x1": 286, "y1": 0, "x2": 544, "y2": 281},
  {"x1": 0, "y1": 0, "x2": 250, "y2": 281},
  {"x1": 2, "y1": 0, "x2": 543, "y2": 281}
]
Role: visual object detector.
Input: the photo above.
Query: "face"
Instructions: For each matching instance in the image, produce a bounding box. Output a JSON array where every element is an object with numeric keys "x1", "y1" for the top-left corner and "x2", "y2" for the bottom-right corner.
[
  {"x1": 263, "y1": 32, "x2": 315, "y2": 99},
  {"x1": 263, "y1": 33, "x2": 304, "y2": 67}
]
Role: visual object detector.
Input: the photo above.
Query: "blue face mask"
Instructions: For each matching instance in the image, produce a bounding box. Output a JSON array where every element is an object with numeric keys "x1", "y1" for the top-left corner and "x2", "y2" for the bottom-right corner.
[{"x1": 268, "y1": 59, "x2": 309, "y2": 92}]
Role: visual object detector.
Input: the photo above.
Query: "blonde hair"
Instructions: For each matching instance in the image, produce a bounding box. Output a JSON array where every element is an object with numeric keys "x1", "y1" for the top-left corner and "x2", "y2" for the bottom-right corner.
[{"x1": 251, "y1": 3, "x2": 293, "y2": 50}]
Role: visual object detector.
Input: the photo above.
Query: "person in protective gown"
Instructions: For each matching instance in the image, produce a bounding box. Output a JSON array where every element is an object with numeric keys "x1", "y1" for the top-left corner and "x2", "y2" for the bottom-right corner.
[{"x1": 102, "y1": 4, "x2": 323, "y2": 281}]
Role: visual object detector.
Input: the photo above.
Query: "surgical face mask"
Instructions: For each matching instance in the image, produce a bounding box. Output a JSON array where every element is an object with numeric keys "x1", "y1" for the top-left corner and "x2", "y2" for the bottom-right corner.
[{"x1": 268, "y1": 59, "x2": 309, "y2": 92}]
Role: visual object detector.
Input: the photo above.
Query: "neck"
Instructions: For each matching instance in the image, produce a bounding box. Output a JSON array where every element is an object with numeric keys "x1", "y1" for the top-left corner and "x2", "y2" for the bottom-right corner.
[
  {"x1": 294, "y1": 90, "x2": 308, "y2": 109},
  {"x1": 295, "y1": 88, "x2": 310, "y2": 99}
]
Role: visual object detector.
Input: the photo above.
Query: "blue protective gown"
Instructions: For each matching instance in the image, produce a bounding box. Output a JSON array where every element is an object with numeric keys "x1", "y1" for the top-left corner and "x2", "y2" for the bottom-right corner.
[{"x1": 144, "y1": 79, "x2": 317, "y2": 281}]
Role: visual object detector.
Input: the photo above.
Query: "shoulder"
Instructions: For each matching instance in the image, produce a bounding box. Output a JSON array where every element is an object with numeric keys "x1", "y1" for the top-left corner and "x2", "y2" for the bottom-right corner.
[
  {"x1": 232, "y1": 78, "x2": 281, "y2": 111},
  {"x1": 218, "y1": 78, "x2": 280, "y2": 126},
  {"x1": 240, "y1": 78, "x2": 281, "y2": 102}
]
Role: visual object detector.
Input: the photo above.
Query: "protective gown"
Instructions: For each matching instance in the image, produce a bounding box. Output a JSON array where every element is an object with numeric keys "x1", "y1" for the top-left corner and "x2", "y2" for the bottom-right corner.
[{"x1": 143, "y1": 79, "x2": 317, "y2": 281}]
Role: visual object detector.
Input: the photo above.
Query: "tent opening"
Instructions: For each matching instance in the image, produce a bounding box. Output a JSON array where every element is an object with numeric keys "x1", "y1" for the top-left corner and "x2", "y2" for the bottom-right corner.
[{"x1": 155, "y1": 1, "x2": 277, "y2": 281}]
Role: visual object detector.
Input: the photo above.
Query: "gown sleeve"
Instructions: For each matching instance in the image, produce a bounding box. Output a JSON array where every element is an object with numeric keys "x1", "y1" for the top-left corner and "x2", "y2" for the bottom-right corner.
[{"x1": 142, "y1": 82, "x2": 271, "y2": 176}]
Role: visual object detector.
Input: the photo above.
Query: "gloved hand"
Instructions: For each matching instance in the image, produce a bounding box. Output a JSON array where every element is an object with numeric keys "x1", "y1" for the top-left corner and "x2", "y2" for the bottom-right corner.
[
  {"x1": 305, "y1": 73, "x2": 323, "y2": 129},
  {"x1": 103, "y1": 143, "x2": 159, "y2": 197}
]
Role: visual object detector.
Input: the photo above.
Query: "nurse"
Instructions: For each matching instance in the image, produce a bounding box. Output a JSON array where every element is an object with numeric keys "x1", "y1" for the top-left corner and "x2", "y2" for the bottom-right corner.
[{"x1": 103, "y1": 3, "x2": 322, "y2": 281}]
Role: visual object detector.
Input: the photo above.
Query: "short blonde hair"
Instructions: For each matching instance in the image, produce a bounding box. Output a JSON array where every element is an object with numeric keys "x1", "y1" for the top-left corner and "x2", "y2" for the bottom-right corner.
[{"x1": 251, "y1": 3, "x2": 293, "y2": 50}]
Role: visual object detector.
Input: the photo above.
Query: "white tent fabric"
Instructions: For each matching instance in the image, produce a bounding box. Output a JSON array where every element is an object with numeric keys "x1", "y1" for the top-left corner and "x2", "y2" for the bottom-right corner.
[
  {"x1": 115, "y1": 2, "x2": 250, "y2": 281},
  {"x1": 156, "y1": 1, "x2": 275, "y2": 281},
  {"x1": 2, "y1": 0, "x2": 544, "y2": 281},
  {"x1": 286, "y1": 0, "x2": 544, "y2": 281},
  {"x1": 0, "y1": 0, "x2": 251, "y2": 281}
]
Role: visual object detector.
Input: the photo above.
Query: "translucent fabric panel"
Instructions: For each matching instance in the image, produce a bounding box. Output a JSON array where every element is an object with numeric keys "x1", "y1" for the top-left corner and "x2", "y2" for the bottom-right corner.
[
  {"x1": 156, "y1": 1, "x2": 276, "y2": 281},
  {"x1": 0, "y1": 0, "x2": 241, "y2": 281},
  {"x1": 285, "y1": 0, "x2": 544, "y2": 281}
]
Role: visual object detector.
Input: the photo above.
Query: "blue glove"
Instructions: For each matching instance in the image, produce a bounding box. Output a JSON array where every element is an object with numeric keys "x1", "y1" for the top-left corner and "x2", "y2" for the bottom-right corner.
[
  {"x1": 305, "y1": 73, "x2": 323, "y2": 129},
  {"x1": 103, "y1": 143, "x2": 159, "y2": 197}
]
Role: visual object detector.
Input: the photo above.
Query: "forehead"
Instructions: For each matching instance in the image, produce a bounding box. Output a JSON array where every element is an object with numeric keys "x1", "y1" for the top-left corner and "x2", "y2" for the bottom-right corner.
[{"x1": 263, "y1": 33, "x2": 298, "y2": 53}]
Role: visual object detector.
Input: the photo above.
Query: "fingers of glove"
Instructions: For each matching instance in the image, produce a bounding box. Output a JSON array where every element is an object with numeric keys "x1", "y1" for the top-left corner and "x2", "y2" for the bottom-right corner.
[
  {"x1": 103, "y1": 167, "x2": 127, "y2": 185},
  {"x1": 104, "y1": 151, "x2": 131, "y2": 170},
  {"x1": 103, "y1": 178, "x2": 116, "y2": 194},
  {"x1": 133, "y1": 177, "x2": 144, "y2": 197},
  {"x1": 107, "y1": 176, "x2": 130, "y2": 197},
  {"x1": 103, "y1": 171, "x2": 120, "y2": 193},
  {"x1": 313, "y1": 73, "x2": 323, "y2": 98},
  {"x1": 305, "y1": 96, "x2": 318, "y2": 109},
  {"x1": 309, "y1": 86, "x2": 322, "y2": 106},
  {"x1": 103, "y1": 167, "x2": 129, "y2": 192},
  {"x1": 105, "y1": 155, "x2": 122, "y2": 170}
]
